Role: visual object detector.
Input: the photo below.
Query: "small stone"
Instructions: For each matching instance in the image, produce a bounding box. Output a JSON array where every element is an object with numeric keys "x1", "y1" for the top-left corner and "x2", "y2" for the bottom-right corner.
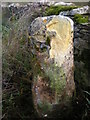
[
  {"x1": 44, "y1": 114, "x2": 47, "y2": 117},
  {"x1": 60, "y1": 6, "x2": 90, "y2": 16}
]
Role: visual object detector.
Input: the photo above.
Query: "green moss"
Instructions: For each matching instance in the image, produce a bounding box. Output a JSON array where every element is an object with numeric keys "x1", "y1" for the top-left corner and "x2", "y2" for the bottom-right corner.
[
  {"x1": 74, "y1": 14, "x2": 88, "y2": 24},
  {"x1": 44, "y1": 63, "x2": 66, "y2": 100},
  {"x1": 45, "y1": 5, "x2": 78, "y2": 16}
]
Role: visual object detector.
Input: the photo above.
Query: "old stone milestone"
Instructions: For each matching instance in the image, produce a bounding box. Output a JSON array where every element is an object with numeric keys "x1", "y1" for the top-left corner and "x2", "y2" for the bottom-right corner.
[{"x1": 30, "y1": 15, "x2": 75, "y2": 117}]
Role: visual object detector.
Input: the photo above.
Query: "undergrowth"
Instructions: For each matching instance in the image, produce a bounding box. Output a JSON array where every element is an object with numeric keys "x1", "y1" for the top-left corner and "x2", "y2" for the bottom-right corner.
[{"x1": 2, "y1": 5, "x2": 43, "y2": 119}]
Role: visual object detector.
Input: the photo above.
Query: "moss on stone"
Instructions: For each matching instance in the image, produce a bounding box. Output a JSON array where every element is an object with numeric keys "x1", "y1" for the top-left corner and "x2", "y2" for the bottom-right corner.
[
  {"x1": 45, "y1": 5, "x2": 78, "y2": 16},
  {"x1": 44, "y1": 63, "x2": 66, "y2": 101},
  {"x1": 74, "y1": 14, "x2": 88, "y2": 24}
]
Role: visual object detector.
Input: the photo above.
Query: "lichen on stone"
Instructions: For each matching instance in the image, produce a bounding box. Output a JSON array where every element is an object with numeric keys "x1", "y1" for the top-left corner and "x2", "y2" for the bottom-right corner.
[
  {"x1": 44, "y1": 62, "x2": 66, "y2": 101},
  {"x1": 30, "y1": 15, "x2": 75, "y2": 116}
]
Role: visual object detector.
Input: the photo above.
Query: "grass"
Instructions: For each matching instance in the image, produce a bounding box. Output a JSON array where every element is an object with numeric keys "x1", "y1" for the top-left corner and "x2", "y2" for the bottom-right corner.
[
  {"x1": 45, "y1": 5, "x2": 78, "y2": 16},
  {"x1": 74, "y1": 14, "x2": 88, "y2": 24},
  {"x1": 2, "y1": 6, "x2": 43, "y2": 119}
]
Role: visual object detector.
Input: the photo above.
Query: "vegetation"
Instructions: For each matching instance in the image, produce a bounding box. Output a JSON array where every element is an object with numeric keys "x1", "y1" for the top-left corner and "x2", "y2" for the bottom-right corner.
[
  {"x1": 44, "y1": 63, "x2": 66, "y2": 102},
  {"x1": 45, "y1": 5, "x2": 78, "y2": 16},
  {"x1": 74, "y1": 14, "x2": 88, "y2": 24},
  {"x1": 38, "y1": 101, "x2": 52, "y2": 114},
  {"x1": 2, "y1": 6, "x2": 43, "y2": 119}
]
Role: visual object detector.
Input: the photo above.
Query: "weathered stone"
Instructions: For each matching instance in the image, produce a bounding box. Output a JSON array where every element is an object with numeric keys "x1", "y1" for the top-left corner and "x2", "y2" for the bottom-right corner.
[
  {"x1": 54, "y1": 2, "x2": 75, "y2": 6},
  {"x1": 47, "y1": 1, "x2": 55, "y2": 6},
  {"x1": 60, "y1": 6, "x2": 90, "y2": 16},
  {"x1": 46, "y1": 16, "x2": 73, "y2": 67},
  {"x1": 74, "y1": 38, "x2": 89, "y2": 50},
  {"x1": 30, "y1": 15, "x2": 75, "y2": 117}
]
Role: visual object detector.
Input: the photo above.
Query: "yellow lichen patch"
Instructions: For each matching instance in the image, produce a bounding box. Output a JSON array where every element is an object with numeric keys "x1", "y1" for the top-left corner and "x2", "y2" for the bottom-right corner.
[
  {"x1": 46, "y1": 16, "x2": 73, "y2": 66},
  {"x1": 46, "y1": 21, "x2": 58, "y2": 28},
  {"x1": 43, "y1": 19, "x2": 47, "y2": 23},
  {"x1": 28, "y1": 35, "x2": 31, "y2": 39}
]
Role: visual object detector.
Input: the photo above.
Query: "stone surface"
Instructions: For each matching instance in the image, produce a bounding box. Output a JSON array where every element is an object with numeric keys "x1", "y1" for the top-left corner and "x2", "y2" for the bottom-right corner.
[
  {"x1": 54, "y1": 2, "x2": 75, "y2": 6},
  {"x1": 74, "y1": 22, "x2": 90, "y2": 85},
  {"x1": 47, "y1": 1, "x2": 55, "y2": 6},
  {"x1": 60, "y1": 6, "x2": 90, "y2": 16},
  {"x1": 30, "y1": 15, "x2": 75, "y2": 117}
]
